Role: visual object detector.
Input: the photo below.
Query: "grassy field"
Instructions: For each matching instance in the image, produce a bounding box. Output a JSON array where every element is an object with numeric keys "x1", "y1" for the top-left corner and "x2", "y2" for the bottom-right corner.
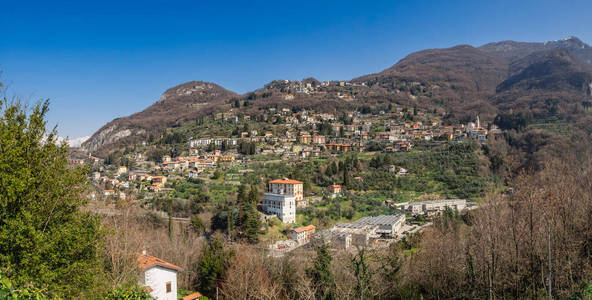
[{"x1": 528, "y1": 121, "x2": 573, "y2": 137}]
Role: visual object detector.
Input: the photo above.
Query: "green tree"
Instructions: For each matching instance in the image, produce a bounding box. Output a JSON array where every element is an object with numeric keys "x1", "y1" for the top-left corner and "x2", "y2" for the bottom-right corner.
[
  {"x1": 190, "y1": 215, "x2": 205, "y2": 235},
  {"x1": 241, "y1": 209, "x2": 260, "y2": 244},
  {"x1": 0, "y1": 100, "x2": 105, "y2": 298},
  {"x1": 247, "y1": 184, "x2": 258, "y2": 204},
  {"x1": 236, "y1": 184, "x2": 247, "y2": 227},
  {"x1": 326, "y1": 162, "x2": 336, "y2": 176},
  {"x1": 239, "y1": 185, "x2": 261, "y2": 244},
  {"x1": 0, "y1": 271, "x2": 47, "y2": 299},
  {"x1": 197, "y1": 234, "x2": 233, "y2": 297},
  {"x1": 343, "y1": 164, "x2": 350, "y2": 187},
  {"x1": 306, "y1": 243, "x2": 335, "y2": 300},
  {"x1": 104, "y1": 284, "x2": 151, "y2": 300}
]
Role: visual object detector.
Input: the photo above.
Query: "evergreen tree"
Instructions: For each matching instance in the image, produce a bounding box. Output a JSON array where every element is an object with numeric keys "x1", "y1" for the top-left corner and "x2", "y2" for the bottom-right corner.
[
  {"x1": 247, "y1": 184, "x2": 258, "y2": 204},
  {"x1": 197, "y1": 234, "x2": 233, "y2": 297},
  {"x1": 239, "y1": 185, "x2": 261, "y2": 244},
  {"x1": 326, "y1": 161, "x2": 336, "y2": 176},
  {"x1": 353, "y1": 156, "x2": 361, "y2": 171},
  {"x1": 226, "y1": 208, "x2": 234, "y2": 240},
  {"x1": 343, "y1": 164, "x2": 350, "y2": 187},
  {"x1": 307, "y1": 243, "x2": 335, "y2": 300},
  {"x1": 0, "y1": 100, "x2": 104, "y2": 297},
  {"x1": 242, "y1": 208, "x2": 260, "y2": 244},
  {"x1": 190, "y1": 215, "x2": 205, "y2": 235},
  {"x1": 236, "y1": 185, "x2": 247, "y2": 226}
]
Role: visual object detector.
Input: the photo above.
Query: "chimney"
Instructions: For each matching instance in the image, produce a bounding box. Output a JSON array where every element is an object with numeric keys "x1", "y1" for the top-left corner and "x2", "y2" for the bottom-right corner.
[{"x1": 141, "y1": 247, "x2": 147, "y2": 255}]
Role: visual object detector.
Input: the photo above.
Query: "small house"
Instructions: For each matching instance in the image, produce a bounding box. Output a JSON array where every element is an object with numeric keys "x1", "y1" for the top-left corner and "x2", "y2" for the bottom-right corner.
[{"x1": 138, "y1": 250, "x2": 184, "y2": 300}]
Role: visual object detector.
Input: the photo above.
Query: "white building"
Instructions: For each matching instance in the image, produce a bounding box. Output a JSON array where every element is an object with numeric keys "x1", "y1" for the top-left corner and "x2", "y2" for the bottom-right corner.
[
  {"x1": 262, "y1": 178, "x2": 303, "y2": 223},
  {"x1": 398, "y1": 199, "x2": 467, "y2": 215},
  {"x1": 467, "y1": 122, "x2": 476, "y2": 133},
  {"x1": 138, "y1": 251, "x2": 183, "y2": 300},
  {"x1": 353, "y1": 215, "x2": 406, "y2": 238},
  {"x1": 313, "y1": 214, "x2": 405, "y2": 249},
  {"x1": 288, "y1": 224, "x2": 316, "y2": 243}
]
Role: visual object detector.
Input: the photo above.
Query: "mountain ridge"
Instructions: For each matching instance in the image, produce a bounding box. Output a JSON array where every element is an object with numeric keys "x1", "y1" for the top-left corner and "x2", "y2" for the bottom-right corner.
[{"x1": 83, "y1": 36, "x2": 592, "y2": 155}]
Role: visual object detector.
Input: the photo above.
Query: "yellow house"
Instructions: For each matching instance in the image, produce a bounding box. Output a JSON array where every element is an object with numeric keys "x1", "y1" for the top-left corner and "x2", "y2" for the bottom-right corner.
[{"x1": 117, "y1": 166, "x2": 128, "y2": 175}]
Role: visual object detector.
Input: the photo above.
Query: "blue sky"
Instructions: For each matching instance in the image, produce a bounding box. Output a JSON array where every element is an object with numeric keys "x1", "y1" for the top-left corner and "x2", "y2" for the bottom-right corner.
[{"x1": 1, "y1": 0, "x2": 591, "y2": 138}]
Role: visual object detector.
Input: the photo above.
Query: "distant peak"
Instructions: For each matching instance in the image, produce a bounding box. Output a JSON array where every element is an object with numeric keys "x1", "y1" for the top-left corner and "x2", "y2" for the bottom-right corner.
[
  {"x1": 158, "y1": 81, "x2": 234, "y2": 102},
  {"x1": 545, "y1": 36, "x2": 589, "y2": 49},
  {"x1": 563, "y1": 36, "x2": 581, "y2": 42}
]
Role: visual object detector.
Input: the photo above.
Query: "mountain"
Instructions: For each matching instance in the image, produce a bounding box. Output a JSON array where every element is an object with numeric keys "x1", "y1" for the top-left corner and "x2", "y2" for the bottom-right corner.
[
  {"x1": 352, "y1": 45, "x2": 509, "y2": 122},
  {"x1": 497, "y1": 48, "x2": 592, "y2": 93},
  {"x1": 83, "y1": 81, "x2": 236, "y2": 153},
  {"x1": 479, "y1": 36, "x2": 592, "y2": 63},
  {"x1": 65, "y1": 136, "x2": 89, "y2": 147},
  {"x1": 355, "y1": 45, "x2": 508, "y2": 95},
  {"x1": 491, "y1": 48, "x2": 592, "y2": 118},
  {"x1": 83, "y1": 37, "x2": 592, "y2": 155}
]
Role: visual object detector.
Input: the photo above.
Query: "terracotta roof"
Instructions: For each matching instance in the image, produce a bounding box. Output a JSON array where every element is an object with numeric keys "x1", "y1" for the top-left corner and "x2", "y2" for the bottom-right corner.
[
  {"x1": 138, "y1": 253, "x2": 184, "y2": 272},
  {"x1": 329, "y1": 184, "x2": 342, "y2": 188},
  {"x1": 269, "y1": 178, "x2": 303, "y2": 184},
  {"x1": 292, "y1": 224, "x2": 316, "y2": 233},
  {"x1": 182, "y1": 292, "x2": 203, "y2": 300}
]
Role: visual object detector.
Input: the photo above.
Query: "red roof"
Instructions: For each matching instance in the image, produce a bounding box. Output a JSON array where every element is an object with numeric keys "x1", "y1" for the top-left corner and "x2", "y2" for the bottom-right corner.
[
  {"x1": 291, "y1": 225, "x2": 316, "y2": 233},
  {"x1": 269, "y1": 178, "x2": 303, "y2": 184},
  {"x1": 182, "y1": 292, "x2": 203, "y2": 300},
  {"x1": 138, "y1": 253, "x2": 184, "y2": 272}
]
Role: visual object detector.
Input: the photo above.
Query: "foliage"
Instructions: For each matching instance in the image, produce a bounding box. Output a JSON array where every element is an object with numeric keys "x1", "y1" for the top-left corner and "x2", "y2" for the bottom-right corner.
[
  {"x1": 196, "y1": 234, "x2": 233, "y2": 297},
  {"x1": 238, "y1": 141, "x2": 256, "y2": 155},
  {"x1": 236, "y1": 185, "x2": 261, "y2": 244},
  {"x1": 104, "y1": 285, "x2": 151, "y2": 300},
  {"x1": 190, "y1": 215, "x2": 206, "y2": 235},
  {"x1": 363, "y1": 141, "x2": 489, "y2": 198},
  {"x1": 306, "y1": 243, "x2": 335, "y2": 300},
  {"x1": 210, "y1": 169, "x2": 222, "y2": 180},
  {"x1": 0, "y1": 272, "x2": 46, "y2": 300},
  {"x1": 494, "y1": 112, "x2": 531, "y2": 131},
  {"x1": 0, "y1": 100, "x2": 105, "y2": 298}
]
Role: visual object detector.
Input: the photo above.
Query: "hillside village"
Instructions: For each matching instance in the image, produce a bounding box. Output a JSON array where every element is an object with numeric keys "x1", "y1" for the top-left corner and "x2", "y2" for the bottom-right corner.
[
  {"x1": 70, "y1": 101, "x2": 494, "y2": 255},
  {"x1": 5, "y1": 34, "x2": 592, "y2": 299}
]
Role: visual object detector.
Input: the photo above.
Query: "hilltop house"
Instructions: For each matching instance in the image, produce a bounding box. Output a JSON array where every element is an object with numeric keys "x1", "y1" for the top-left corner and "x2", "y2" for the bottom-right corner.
[
  {"x1": 312, "y1": 135, "x2": 326, "y2": 144},
  {"x1": 138, "y1": 250, "x2": 183, "y2": 300},
  {"x1": 188, "y1": 170, "x2": 200, "y2": 179},
  {"x1": 328, "y1": 184, "x2": 342, "y2": 198},
  {"x1": 299, "y1": 132, "x2": 312, "y2": 144},
  {"x1": 117, "y1": 166, "x2": 128, "y2": 175},
  {"x1": 288, "y1": 225, "x2": 316, "y2": 243},
  {"x1": 262, "y1": 178, "x2": 302, "y2": 223},
  {"x1": 150, "y1": 176, "x2": 167, "y2": 191}
]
